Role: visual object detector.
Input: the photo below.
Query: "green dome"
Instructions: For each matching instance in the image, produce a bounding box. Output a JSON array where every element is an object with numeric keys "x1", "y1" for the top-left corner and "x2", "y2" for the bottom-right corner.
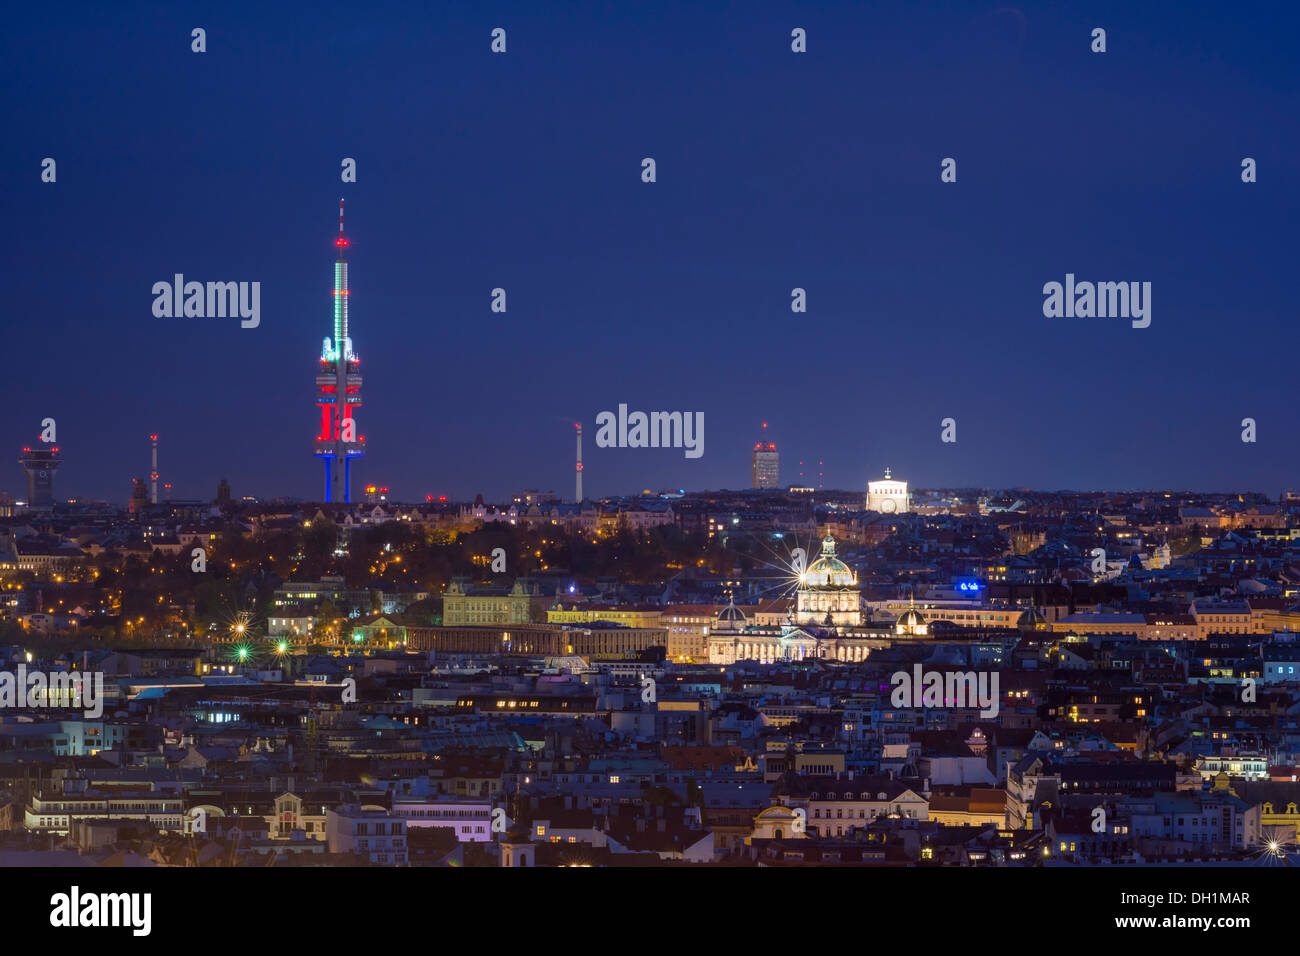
[{"x1": 802, "y1": 535, "x2": 856, "y2": 587}]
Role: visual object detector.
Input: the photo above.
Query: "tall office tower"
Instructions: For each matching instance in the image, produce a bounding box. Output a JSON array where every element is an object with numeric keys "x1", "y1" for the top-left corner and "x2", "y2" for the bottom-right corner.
[
  {"x1": 19, "y1": 443, "x2": 62, "y2": 508},
  {"x1": 751, "y1": 424, "x2": 779, "y2": 489},
  {"x1": 313, "y1": 200, "x2": 366, "y2": 502},
  {"x1": 129, "y1": 478, "x2": 148, "y2": 515}
]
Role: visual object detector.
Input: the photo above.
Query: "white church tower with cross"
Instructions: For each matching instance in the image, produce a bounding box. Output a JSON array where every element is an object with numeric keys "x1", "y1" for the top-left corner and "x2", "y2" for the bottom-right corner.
[{"x1": 866, "y1": 467, "x2": 909, "y2": 514}]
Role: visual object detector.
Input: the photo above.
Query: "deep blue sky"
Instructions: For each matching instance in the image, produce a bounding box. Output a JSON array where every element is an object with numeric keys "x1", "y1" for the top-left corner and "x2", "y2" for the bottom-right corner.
[{"x1": 4, "y1": 1, "x2": 1298, "y2": 503}]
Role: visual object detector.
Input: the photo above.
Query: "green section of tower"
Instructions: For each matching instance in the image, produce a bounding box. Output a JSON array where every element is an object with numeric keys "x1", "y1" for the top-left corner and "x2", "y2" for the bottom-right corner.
[{"x1": 334, "y1": 261, "x2": 346, "y2": 355}]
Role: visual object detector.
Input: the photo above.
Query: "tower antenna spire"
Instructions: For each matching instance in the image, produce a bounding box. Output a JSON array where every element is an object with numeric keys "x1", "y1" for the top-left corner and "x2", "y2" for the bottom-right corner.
[{"x1": 337, "y1": 199, "x2": 346, "y2": 261}]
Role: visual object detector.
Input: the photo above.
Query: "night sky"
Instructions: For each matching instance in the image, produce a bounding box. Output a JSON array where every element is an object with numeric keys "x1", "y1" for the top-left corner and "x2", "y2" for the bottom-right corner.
[{"x1": 5, "y1": 1, "x2": 1298, "y2": 503}]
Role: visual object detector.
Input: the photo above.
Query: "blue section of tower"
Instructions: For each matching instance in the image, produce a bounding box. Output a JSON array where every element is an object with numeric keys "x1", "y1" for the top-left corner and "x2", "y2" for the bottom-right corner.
[{"x1": 314, "y1": 451, "x2": 360, "y2": 502}]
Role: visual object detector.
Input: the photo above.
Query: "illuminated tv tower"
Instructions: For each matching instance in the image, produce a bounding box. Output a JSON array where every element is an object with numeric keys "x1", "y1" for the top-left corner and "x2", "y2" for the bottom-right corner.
[{"x1": 313, "y1": 200, "x2": 366, "y2": 502}]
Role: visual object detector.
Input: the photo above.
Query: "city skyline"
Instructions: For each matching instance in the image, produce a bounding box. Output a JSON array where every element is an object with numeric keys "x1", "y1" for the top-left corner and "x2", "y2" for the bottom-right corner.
[
  {"x1": 11, "y1": 0, "x2": 1300, "y2": 917},
  {"x1": 7, "y1": 2, "x2": 1300, "y2": 502},
  {"x1": 6, "y1": 429, "x2": 1297, "y2": 508},
  {"x1": 6, "y1": 442, "x2": 1296, "y2": 509}
]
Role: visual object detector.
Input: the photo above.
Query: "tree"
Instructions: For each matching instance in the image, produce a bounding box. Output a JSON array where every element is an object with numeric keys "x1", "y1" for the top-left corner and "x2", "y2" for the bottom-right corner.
[
  {"x1": 313, "y1": 600, "x2": 338, "y2": 643},
  {"x1": 641, "y1": 784, "x2": 683, "y2": 807}
]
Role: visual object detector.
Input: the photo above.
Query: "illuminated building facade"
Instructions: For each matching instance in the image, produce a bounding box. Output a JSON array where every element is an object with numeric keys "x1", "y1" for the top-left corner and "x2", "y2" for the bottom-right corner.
[
  {"x1": 443, "y1": 580, "x2": 550, "y2": 625},
  {"x1": 662, "y1": 604, "x2": 717, "y2": 661},
  {"x1": 406, "y1": 622, "x2": 664, "y2": 658},
  {"x1": 795, "y1": 535, "x2": 862, "y2": 627},
  {"x1": 547, "y1": 605, "x2": 664, "y2": 629},
  {"x1": 706, "y1": 535, "x2": 892, "y2": 664},
  {"x1": 752, "y1": 441, "x2": 779, "y2": 489},
  {"x1": 866, "y1": 468, "x2": 909, "y2": 514},
  {"x1": 313, "y1": 201, "x2": 366, "y2": 502},
  {"x1": 871, "y1": 600, "x2": 1023, "y2": 631}
]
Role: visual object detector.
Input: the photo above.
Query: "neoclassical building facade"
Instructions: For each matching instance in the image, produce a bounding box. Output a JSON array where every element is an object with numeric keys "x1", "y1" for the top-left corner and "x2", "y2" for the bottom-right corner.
[{"x1": 706, "y1": 535, "x2": 899, "y2": 664}]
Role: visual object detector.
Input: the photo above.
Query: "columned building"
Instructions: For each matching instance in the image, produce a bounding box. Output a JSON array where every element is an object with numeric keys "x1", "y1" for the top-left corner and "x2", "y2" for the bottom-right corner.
[
  {"x1": 796, "y1": 534, "x2": 861, "y2": 627},
  {"x1": 707, "y1": 535, "x2": 893, "y2": 664},
  {"x1": 406, "y1": 622, "x2": 664, "y2": 658}
]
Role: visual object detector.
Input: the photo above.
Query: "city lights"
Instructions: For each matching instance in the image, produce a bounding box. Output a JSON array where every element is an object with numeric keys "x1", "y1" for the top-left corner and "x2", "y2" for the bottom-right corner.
[{"x1": 4, "y1": 4, "x2": 1296, "y2": 910}]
